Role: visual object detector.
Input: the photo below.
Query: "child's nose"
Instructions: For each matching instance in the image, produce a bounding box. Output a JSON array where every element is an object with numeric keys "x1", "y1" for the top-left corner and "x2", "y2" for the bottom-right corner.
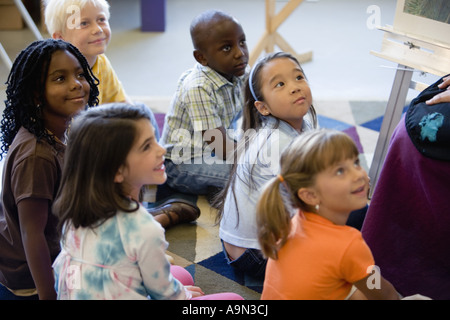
[
  {"x1": 158, "y1": 143, "x2": 166, "y2": 156},
  {"x1": 71, "y1": 77, "x2": 83, "y2": 90},
  {"x1": 91, "y1": 23, "x2": 103, "y2": 34},
  {"x1": 234, "y1": 46, "x2": 245, "y2": 58},
  {"x1": 290, "y1": 83, "x2": 301, "y2": 94},
  {"x1": 352, "y1": 167, "x2": 367, "y2": 181}
]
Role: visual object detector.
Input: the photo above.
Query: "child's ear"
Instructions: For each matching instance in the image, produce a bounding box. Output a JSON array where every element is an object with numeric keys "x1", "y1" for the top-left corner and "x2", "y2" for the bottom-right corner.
[
  {"x1": 193, "y1": 50, "x2": 207, "y2": 66},
  {"x1": 254, "y1": 101, "x2": 270, "y2": 116},
  {"x1": 114, "y1": 165, "x2": 125, "y2": 183},
  {"x1": 52, "y1": 32, "x2": 64, "y2": 40},
  {"x1": 297, "y1": 187, "x2": 319, "y2": 207}
]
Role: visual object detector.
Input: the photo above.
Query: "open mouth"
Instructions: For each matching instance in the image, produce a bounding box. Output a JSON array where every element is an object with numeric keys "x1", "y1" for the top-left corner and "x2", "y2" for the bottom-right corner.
[
  {"x1": 351, "y1": 185, "x2": 366, "y2": 195},
  {"x1": 154, "y1": 161, "x2": 165, "y2": 171}
]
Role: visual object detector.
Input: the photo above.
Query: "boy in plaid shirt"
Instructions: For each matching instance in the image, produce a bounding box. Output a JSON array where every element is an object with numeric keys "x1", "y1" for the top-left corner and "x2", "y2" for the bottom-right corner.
[{"x1": 159, "y1": 10, "x2": 249, "y2": 201}]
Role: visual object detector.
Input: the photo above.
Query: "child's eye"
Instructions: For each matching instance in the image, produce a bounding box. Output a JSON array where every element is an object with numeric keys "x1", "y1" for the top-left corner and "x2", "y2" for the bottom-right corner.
[
  {"x1": 143, "y1": 143, "x2": 151, "y2": 151},
  {"x1": 54, "y1": 75, "x2": 65, "y2": 82},
  {"x1": 296, "y1": 75, "x2": 304, "y2": 81},
  {"x1": 336, "y1": 167, "x2": 345, "y2": 176},
  {"x1": 354, "y1": 158, "x2": 361, "y2": 168},
  {"x1": 222, "y1": 45, "x2": 231, "y2": 52},
  {"x1": 240, "y1": 40, "x2": 246, "y2": 46},
  {"x1": 275, "y1": 81, "x2": 285, "y2": 88}
]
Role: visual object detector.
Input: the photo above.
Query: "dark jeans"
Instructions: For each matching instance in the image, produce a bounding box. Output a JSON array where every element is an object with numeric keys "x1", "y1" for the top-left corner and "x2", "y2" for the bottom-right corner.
[{"x1": 221, "y1": 241, "x2": 267, "y2": 279}]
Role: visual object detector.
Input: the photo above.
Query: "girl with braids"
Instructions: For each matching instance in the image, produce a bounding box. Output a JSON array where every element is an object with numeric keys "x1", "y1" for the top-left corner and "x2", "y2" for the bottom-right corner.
[
  {"x1": 0, "y1": 39, "x2": 98, "y2": 300},
  {"x1": 216, "y1": 52, "x2": 317, "y2": 278},
  {"x1": 257, "y1": 129, "x2": 398, "y2": 300}
]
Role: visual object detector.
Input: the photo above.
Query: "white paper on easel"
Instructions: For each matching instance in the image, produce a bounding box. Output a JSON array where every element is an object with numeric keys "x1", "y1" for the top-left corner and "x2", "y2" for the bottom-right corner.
[
  {"x1": 393, "y1": 0, "x2": 450, "y2": 48},
  {"x1": 370, "y1": 0, "x2": 450, "y2": 78}
]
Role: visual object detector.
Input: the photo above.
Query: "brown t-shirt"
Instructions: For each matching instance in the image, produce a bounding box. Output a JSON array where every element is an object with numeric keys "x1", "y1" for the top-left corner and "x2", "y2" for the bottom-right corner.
[{"x1": 0, "y1": 127, "x2": 64, "y2": 290}]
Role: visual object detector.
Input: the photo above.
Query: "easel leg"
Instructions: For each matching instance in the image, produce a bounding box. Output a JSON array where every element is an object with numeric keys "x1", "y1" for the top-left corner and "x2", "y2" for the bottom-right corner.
[
  {"x1": 249, "y1": 0, "x2": 312, "y2": 66},
  {"x1": 13, "y1": 0, "x2": 43, "y2": 40},
  {"x1": 0, "y1": 42, "x2": 12, "y2": 70},
  {"x1": 368, "y1": 64, "x2": 413, "y2": 197}
]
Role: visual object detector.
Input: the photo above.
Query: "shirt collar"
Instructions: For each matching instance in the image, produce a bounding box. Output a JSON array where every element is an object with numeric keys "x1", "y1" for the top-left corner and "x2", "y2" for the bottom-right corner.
[
  {"x1": 262, "y1": 116, "x2": 305, "y2": 136},
  {"x1": 196, "y1": 63, "x2": 244, "y2": 88}
]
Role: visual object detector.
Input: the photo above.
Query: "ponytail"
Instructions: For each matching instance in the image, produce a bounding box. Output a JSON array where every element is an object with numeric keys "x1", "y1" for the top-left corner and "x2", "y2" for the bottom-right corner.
[
  {"x1": 256, "y1": 129, "x2": 361, "y2": 260},
  {"x1": 256, "y1": 175, "x2": 293, "y2": 260}
]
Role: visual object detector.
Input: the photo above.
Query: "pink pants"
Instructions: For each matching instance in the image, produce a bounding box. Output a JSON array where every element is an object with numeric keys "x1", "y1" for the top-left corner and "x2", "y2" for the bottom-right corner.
[{"x1": 170, "y1": 265, "x2": 244, "y2": 300}]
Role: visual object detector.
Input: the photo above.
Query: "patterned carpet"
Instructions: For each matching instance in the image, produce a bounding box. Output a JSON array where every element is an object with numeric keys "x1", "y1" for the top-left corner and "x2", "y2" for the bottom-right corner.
[{"x1": 155, "y1": 99, "x2": 396, "y2": 300}]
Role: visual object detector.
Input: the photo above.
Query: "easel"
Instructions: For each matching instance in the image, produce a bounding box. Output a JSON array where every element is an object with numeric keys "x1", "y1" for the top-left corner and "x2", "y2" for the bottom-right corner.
[
  {"x1": 0, "y1": 0, "x2": 43, "y2": 71},
  {"x1": 368, "y1": 26, "x2": 450, "y2": 197},
  {"x1": 249, "y1": 0, "x2": 313, "y2": 66}
]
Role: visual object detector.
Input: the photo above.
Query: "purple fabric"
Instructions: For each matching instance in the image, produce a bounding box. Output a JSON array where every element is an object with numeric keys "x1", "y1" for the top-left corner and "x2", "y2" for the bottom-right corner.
[
  {"x1": 362, "y1": 116, "x2": 450, "y2": 300},
  {"x1": 343, "y1": 126, "x2": 364, "y2": 154},
  {"x1": 154, "y1": 113, "x2": 165, "y2": 136}
]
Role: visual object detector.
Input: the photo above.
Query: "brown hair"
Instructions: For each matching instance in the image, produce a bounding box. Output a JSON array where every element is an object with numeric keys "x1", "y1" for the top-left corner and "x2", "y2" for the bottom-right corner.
[
  {"x1": 53, "y1": 103, "x2": 153, "y2": 238},
  {"x1": 256, "y1": 129, "x2": 359, "y2": 259}
]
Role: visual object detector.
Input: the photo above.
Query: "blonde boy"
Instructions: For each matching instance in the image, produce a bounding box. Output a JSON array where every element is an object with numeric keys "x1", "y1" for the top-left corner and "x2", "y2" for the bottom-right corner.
[{"x1": 45, "y1": 0, "x2": 129, "y2": 105}]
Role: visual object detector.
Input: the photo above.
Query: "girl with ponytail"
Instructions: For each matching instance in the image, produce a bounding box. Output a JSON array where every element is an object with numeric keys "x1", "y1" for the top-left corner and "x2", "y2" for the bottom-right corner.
[{"x1": 257, "y1": 129, "x2": 399, "y2": 300}]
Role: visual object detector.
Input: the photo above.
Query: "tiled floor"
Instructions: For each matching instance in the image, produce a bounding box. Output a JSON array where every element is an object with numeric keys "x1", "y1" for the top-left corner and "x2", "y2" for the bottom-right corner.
[{"x1": 0, "y1": 0, "x2": 442, "y2": 300}]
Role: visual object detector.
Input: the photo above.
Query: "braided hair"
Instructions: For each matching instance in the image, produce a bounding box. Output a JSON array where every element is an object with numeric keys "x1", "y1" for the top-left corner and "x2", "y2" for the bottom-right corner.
[{"x1": 0, "y1": 39, "x2": 99, "y2": 159}]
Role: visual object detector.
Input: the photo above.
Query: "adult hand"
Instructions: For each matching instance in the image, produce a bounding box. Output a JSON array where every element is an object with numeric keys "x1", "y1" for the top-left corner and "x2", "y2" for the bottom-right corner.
[{"x1": 426, "y1": 76, "x2": 450, "y2": 105}]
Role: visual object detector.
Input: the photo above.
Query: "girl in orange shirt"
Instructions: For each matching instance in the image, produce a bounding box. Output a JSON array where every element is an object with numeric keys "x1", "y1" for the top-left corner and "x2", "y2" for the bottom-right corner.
[{"x1": 257, "y1": 129, "x2": 399, "y2": 300}]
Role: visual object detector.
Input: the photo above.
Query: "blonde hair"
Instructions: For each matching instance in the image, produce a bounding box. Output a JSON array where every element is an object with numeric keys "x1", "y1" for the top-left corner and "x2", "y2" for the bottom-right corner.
[
  {"x1": 44, "y1": 0, "x2": 110, "y2": 35},
  {"x1": 256, "y1": 129, "x2": 359, "y2": 259}
]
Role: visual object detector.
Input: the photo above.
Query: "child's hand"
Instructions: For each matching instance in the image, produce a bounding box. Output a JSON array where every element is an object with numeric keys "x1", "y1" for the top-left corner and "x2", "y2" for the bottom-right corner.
[{"x1": 185, "y1": 285, "x2": 205, "y2": 298}]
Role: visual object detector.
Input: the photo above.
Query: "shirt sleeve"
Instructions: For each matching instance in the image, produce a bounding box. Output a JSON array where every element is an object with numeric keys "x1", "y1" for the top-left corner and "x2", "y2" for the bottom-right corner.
[
  {"x1": 96, "y1": 55, "x2": 127, "y2": 104},
  {"x1": 128, "y1": 207, "x2": 187, "y2": 300},
  {"x1": 340, "y1": 233, "x2": 376, "y2": 284},
  {"x1": 12, "y1": 155, "x2": 58, "y2": 204}
]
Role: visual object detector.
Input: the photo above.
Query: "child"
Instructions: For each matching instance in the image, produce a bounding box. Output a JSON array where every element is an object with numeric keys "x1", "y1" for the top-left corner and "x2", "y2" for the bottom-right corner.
[
  {"x1": 45, "y1": 0, "x2": 129, "y2": 106},
  {"x1": 257, "y1": 129, "x2": 399, "y2": 300},
  {"x1": 0, "y1": 39, "x2": 98, "y2": 300},
  {"x1": 52, "y1": 103, "x2": 243, "y2": 300},
  {"x1": 44, "y1": 0, "x2": 200, "y2": 226},
  {"x1": 217, "y1": 52, "x2": 317, "y2": 278},
  {"x1": 158, "y1": 10, "x2": 249, "y2": 200}
]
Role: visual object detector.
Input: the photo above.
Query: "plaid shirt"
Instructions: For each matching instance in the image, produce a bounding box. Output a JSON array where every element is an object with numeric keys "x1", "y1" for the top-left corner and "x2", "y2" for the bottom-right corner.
[{"x1": 160, "y1": 63, "x2": 246, "y2": 161}]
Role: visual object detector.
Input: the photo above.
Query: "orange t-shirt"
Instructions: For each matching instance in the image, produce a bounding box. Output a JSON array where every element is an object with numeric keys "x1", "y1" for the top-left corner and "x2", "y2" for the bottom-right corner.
[{"x1": 261, "y1": 212, "x2": 375, "y2": 300}]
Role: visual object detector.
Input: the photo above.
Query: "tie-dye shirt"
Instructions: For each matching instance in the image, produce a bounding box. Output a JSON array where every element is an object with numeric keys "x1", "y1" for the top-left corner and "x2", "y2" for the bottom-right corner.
[{"x1": 53, "y1": 204, "x2": 188, "y2": 300}]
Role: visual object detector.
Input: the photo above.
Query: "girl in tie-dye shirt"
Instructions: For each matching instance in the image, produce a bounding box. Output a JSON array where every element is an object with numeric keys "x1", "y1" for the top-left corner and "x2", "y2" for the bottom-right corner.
[{"x1": 52, "y1": 103, "x2": 242, "y2": 300}]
